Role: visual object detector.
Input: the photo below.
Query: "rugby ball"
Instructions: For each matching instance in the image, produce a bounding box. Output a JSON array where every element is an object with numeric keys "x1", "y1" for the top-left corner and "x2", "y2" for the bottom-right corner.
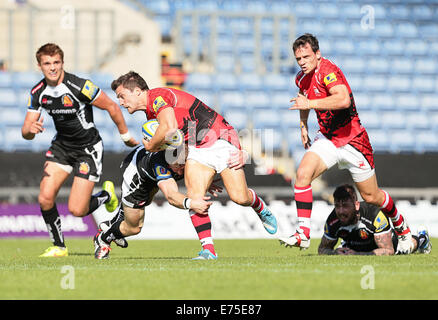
[{"x1": 141, "y1": 119, "x2": 184, "y2": 150}]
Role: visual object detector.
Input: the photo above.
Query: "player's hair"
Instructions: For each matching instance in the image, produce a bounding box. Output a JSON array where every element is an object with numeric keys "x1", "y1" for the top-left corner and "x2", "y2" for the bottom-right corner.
[
  {"x1": 333, "y1": 184, "x2": 358, "y2": 202},
  {"x1": 292, "y1": 33, "x2": 320, "y2": 53},
  {"x1": 36, "y1": 43, "x2": 64, "y2": 64},
  {"x1": 111, "y1": 71, "x2": 149, "y2": 92}
]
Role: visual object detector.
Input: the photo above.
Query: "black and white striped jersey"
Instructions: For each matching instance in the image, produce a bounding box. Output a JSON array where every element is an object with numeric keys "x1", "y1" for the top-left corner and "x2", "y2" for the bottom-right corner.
[{"x1": 28, "y1": 72, "x2": 102, "y2": 148}]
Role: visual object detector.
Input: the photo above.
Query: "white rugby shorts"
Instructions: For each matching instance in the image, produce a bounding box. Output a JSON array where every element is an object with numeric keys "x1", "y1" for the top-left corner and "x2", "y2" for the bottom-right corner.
[
  {"x1": 308, "y1": 132, "x2": 375, "y2": 182},
  {"x1": 187, "y1": 139, "x2": 239, "y2": 173}
]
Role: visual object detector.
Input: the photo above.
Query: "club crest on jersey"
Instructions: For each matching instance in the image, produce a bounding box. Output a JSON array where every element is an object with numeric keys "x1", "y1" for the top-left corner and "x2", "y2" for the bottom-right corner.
[
  {"x1": 153, "y1": 96, "x2": 167, "y2": 113},
  {"x1": 62, "y1": 94, "x2": 73, "y2": 107},
  {"x1": 359, "y1": 229, "x2": 369, "y2": 239},
  {"x1": 81, "y1": 80, "x2": 99, "y2": 100},
  {"x1": 79, "y1": 162, "x2": 90, "y2": 175},
  {"x1": 324, "y1": 72, "x2": 337, "y2": 86}
]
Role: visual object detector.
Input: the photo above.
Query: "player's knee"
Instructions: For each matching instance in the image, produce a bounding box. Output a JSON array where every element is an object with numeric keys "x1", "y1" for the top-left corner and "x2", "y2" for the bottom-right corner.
[
  {"x1": 69, "y1": 206, "x2": 86, "y2": 217},
  {"x1": 359, "y1": 191, "x2": 380, "y2": 206},
  {"x1": 38, "y1": 193, "x2": 55, "y2": 210},
  {"x1": 295, "y1": 166, "x2": 313, "y2": 185}
]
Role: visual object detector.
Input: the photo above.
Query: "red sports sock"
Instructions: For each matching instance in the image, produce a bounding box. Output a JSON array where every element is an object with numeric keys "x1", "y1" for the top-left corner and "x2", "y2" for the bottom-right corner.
[
  {"x1": 380, "y1": 190, "x2": 408, "y2": 234},
  {"x1": 249, "y1": 188, "x2": 265, "y2": 214},
  {"x1": 189, "y1": 211, "x2": 215, "y2": 255},
  {"x1": 294, "y1": 185, "x2": 313, "y2": 239}
]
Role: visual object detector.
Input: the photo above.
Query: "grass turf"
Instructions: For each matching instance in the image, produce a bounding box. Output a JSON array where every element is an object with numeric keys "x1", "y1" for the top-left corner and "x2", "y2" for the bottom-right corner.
[{"x1": 0, "y1": 238, "x2": 437, "y2": 300}]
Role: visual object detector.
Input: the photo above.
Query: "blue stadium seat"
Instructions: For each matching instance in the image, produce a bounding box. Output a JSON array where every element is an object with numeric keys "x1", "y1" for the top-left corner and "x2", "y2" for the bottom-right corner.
[
  {"x1": 3, "y1": 125, "x2": 33, "y2": 151},
  {"x1": 340, "y1": 57, "x2": 366, "y2": 74},
  {"x1": 367, "y1": 129, "x2": 390, "y2": 153},
  {"x1": 215, "y1": 73, "x2": 238, "y2": 92},
  {"x1": 359, "y1": 111, "x2": 381, "y2": 129},
  {"x1": 246, "y1": 91, "x2": 270, "y2": 109},
  {"x1": 373, "y1": 21, "x2": 394, "y2": 38},
  {"x1": 325, "y1": 21, "x2": 348, "y2": 37},
  {"x1": 420, "y1": 94, "x2": 438, "y2": 112},
  {"x1": 412, "y1": 5, "x2": 434, "y2": 20},
  {"x1": 363, "y1": 75, "x2": 386, "y2": 92},
  {"x1": 280, "y1": 110, "x2": 301, "y2": 130},
  {"x1": 382, "y1": 112, "x2": 406, "y2": 129},
  {"x1": 388, "y1": 5, "x2": 410, "y2": 20},
  {"x1": 270, "y1": 92, "x2": 292, "y2": 110},
  {"x1": 387, "y1": 76, "x2": 411, "y2": 92},
  {"x1": 415, "y1": 130, "x2": 438, "y2": 153},
  {"x1": 318, "y1": 3, "x2": 340, "y2": 19},
  {"x1": 388, "y1": 129, "x2": 416, "y2": 153},
  {"x1": 12, "y1": 72, "x2": 41, "y2": 89},
  {"x1": 354, "y1": 93, "x2": 372, "y2": 111},
  {"x1": 395, "y1": 22, "x2": 418, "y2": 38},
  {"x1": 392, "y1": 58, "x2": 414, "y2": 74},
  {"x1": 0, "y1": 88, "x2": 17, "y2": 107},
  {"x1": 341, "y1": 3, "x2": 362, "y2": 19},
  {"x1": 395, "y1": 94, "x2": 419, "y2": 111},
  {"x1": 219, "y1": 91, "x2": 245, "y2": 112},
  {"x1": 415, "y1": 59, "x2": 437, "y2": 75},
  {"x1": 357, "y1": 40, "x2": 380, "y2": 55},
  {"x1": 216, "y1": 54, "x2": 236, "y2": 73},
  {"x1": 412, "y1": 76, "x2": 435, "y2": 93},
  {"x1": 223, "y1": 108, "x2": 248, "y2": 131},
  {"x1": 405, "y1": 112, "x2": 431, "y2": 130},
  {"x1": 333, "y1": 40, "x2": 355, "y2": 55},
  {"x1": 404, "y1": 40, "x2": 428, "y2": 57},
  {"x1": 238, "y1": 73, "x2": 263, "y2": 91},
  {"x1": 382, "y1": 39, "x2": 405, "y2": 56},
  {"x1": 0, "y1": 72, "x2": 12, "y2": 88},
  {"x1": 0, "y1": 107, "x2": 25, "y2": 126},
  {"x1": 263, "y1": 74, "x2": 290, "y2": 91},
  {"x1": 371, "y1": 94, "x2": 395, "y2": 111},
  {"x1": 90, "y1": 73, "x2": 114, "y2": 90},
  {"x1": 185, "y1": 73, "x2": 213, "y2": 91},
  {"x1": 367, "y1": 57, "x2": 390, "y2": 74},
  {"x1": 252, "y1": 109, "x2": 281, "y2": 129}
]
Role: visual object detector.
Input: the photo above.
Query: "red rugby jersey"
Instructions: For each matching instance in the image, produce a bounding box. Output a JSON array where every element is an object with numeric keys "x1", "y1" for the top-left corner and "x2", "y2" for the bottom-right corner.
[
  {"x1": 144, "y1": 87, "x2": 241, "y2": 149},
  {"x1": 295, "y1": 57, "x2": 365, "y2": 147}
]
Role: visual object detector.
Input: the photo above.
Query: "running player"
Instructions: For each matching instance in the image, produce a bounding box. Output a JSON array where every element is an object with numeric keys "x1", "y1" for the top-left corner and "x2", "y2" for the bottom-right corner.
[
  {"x1": 318, "y1": 184, "x2": 431, "y2": 256},
  {"x1": 279, "y1": 34, "x2": 413, "y2": 254},
  {"x1": 21, "y1": 43, "x2": 138, "y2": 257},
  {"x1": 93, "y1": 144, "x2": 222, "y2": 259},
  {"x1": 111, "y1": 71, "x2": 278, "y2": 260}
]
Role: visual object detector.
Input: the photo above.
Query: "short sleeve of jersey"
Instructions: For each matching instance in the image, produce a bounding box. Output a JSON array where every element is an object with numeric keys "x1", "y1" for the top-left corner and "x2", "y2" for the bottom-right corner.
[
  {"x1": 65, "y1": 73, "x2": 101, "y2": 104},
  {"x1": 28, "y1": 81, "x2": 45, "y2": 112},
  {"x1": 295, "y1": 71, "x2": 305, "y2": 90},
  {"x1": 321, "y1": 64, "x2": 345, "y2": 91},
  {"x1": 146, "y1": 88, "x2": 176, "y2": 119},
  {"x1": 323, "y1": 210, "x2": 339, "y2": 240}
]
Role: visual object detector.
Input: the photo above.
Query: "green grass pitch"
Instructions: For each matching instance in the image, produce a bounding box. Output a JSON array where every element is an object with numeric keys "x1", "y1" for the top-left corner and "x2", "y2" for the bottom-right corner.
[{"x1": 0, "y1": 238, "x2": 437, "y2": 300}]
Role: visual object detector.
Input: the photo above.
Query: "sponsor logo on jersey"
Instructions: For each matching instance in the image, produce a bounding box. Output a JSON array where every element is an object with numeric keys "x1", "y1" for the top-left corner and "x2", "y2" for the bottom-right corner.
[
  {"x1": 79, "y1": 162, "x2": 90, "y2": 175},
  {"x1": 31, "y1": 81, "x2": 44, "y2": 95},
  {"x1": 324, "y1": 72, "x2": 337, "y2": 86},
  {"x1": 152, "y1": 96, "x2": 167, "y2": 113},
  {"x1": 62, "y1": 94, "x2": 73, "y2": 107},
  {"x1": 27, "y1": 96, "x2": 31, "y2": 107},
  {"x1": 154, "y1": 165, "x2": 172, "y2": 179},
  {"x1": 374, "y1": 211, "x2": 388, "y2": 232},
  {"x1": 81, "y1": 80, "x2": 99, "y2": 100}
]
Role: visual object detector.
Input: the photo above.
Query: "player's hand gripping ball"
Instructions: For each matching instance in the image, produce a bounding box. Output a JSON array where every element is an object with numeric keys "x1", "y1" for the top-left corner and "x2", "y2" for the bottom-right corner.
[{"x1": 142, "y1": 119, "x2": 183, "y2": 150}]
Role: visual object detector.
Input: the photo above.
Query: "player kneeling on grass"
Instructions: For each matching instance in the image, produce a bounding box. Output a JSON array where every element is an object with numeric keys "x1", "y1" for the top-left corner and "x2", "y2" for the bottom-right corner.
[
  {"x1": 93, "y1": 144, "x2": 221, "y2": 259},
  {"x1": 318, "y1": 184, "x2": 432, "y2": 256}
]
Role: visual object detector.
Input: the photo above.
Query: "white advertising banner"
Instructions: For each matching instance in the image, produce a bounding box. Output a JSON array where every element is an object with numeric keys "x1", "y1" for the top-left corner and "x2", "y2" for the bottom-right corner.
[{"x1": 92, "y1": 200, "x2": 438, "y2": 240}]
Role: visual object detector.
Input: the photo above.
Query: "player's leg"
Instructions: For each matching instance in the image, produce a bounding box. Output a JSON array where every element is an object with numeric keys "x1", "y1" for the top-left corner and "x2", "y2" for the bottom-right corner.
[
  {"x1": 355, "y1": 174, "x2": 413, "y2": 254},
  {"x1": 280, "y1": 148, "x2": 328, "y2": 249},
  {"x1": 38, "y1": 161, "x2": 71, "y2": 257},
  {"x1": 94, "y1": 205, "x2": 145, "y2": 259},
  {"x1": 185, "y1": 159, "x2": 218, "y2": 260},
  {"x1": 220, "y1": 167, "x2": 277, "y2": 234}
]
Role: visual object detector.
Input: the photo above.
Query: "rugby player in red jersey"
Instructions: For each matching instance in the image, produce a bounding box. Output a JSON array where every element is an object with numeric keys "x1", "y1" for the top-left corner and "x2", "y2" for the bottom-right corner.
[
  {"x1": 279, "y1": 34, "x2": 413, "y2": 254},
  {"x1": 111, "y1": 71, "x2": 278, "y2": 260}
]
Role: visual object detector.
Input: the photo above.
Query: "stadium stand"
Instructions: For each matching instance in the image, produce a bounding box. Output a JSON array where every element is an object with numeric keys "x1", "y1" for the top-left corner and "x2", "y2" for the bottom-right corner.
[{"x1": 0, "y1": 0, "x2": 437, "y2": 161}]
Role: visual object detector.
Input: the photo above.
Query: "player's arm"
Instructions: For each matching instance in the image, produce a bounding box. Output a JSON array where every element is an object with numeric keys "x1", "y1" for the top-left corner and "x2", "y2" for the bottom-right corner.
[
  {"x1": 372, "y1": 232, "x2": 395, "y2": 256},
  {"x1": 318, "y1": 235, "x2": 338, "y2": 255},
  {"x1": 144, "y1": 107, "x2": 178, "y2": 152},
  {"x1": 21, "y1": 111, "x2": 44, "y2": 140},
  {"x1": 290, "y1": 90, "x2": 311, "y2": 149},
  {"x1": 93, "y1": 92, "x2": 138, "y2": 147},
  {"x1": 157, "y1": 178, "x2": 213, "y2": 214},
  {"x1": 290, "y1": 85, "x2": 350, "y2": 111}
]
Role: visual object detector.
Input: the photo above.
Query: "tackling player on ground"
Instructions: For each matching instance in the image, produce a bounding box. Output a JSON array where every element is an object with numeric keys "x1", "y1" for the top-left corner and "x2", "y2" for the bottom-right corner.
[
  {"x1": 318, "y1": 184, "x2": 431, "y2": 256},
  {"x1": 279, "y1": 34, "x2": 413, "y2": 254},
  {"x1": 21, "y1": 43, "x2": 138, "y2": 257},
  {"x1": 111, "y1": 71, "x2": 278, "y2": 259}
]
